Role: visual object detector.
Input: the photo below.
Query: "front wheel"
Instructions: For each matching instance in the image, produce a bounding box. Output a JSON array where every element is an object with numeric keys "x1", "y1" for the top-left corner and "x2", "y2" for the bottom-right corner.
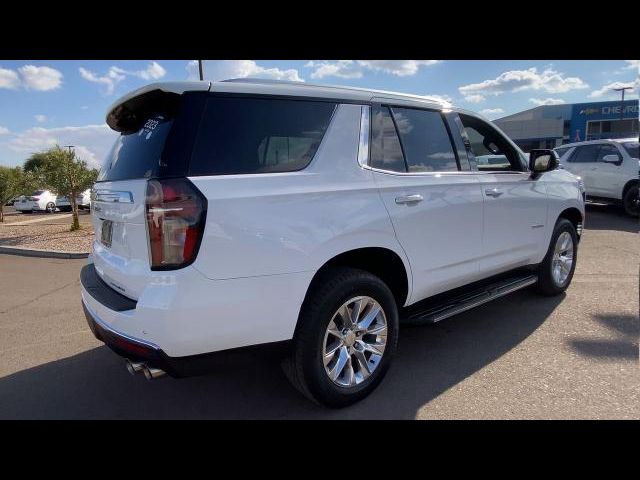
[
  {"x1": 285, "y1": 267, "x2": 399, "y2": 408},
  {"x1": 536, "y1": 218, "x2": 578, "y2": 296},
  {"x1": 623, "y1": 184, "x2": 639, "y2": 217}
]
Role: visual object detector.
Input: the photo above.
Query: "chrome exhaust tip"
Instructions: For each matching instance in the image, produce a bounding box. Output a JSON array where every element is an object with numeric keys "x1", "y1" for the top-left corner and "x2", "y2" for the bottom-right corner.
[
  {"x1": 143, "y1": 366, "x2": 166, "y2": 380},
  {"x1": 126, "y1": 360, "x2": 145, "y2": 375}
]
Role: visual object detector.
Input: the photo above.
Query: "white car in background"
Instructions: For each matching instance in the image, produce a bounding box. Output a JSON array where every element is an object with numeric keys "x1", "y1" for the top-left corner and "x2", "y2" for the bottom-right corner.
[
  {"x1": 13, "y1": 190, "x2": 57, "y2": 213},
  {"x1": 56, "y1": 189, "x2": 91, "y2": 212},
  {"x1": 554, "y1": 138, "x2": 639, "y2": 217}
]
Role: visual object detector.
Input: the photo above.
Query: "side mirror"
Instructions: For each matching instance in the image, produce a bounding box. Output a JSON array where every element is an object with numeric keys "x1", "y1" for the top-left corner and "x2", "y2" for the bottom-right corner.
[
  {"x1": 529, "y1": 149, "x2": 559, "y2": 173},
  {"x1": 601, "y1": 154, "x2": 621, "y2": 164}
]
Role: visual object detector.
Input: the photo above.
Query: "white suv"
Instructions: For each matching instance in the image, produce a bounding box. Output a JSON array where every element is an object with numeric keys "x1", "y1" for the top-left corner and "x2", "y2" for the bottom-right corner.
[
  {"x1": 80, "y1": 80, "x2": 585, "y2": 407},
  {"x1": 554, "y1": 138, "x2": 639, "y2": 216}
]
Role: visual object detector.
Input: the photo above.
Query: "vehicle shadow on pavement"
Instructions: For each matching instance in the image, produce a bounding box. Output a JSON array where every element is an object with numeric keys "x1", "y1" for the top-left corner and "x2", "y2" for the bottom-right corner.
[
  {"x1": 584, "y1": 204, "x2": 638, "y2": 233},
  {"x1": 568, "y1": 313, "x2": 639, "y2": 360},
  {"x1": 0, "y1": 288, "x2": 564, "y2": 419}
]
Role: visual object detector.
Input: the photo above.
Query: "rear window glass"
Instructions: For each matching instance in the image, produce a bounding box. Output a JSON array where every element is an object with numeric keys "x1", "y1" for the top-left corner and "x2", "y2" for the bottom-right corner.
[
  {"x1": 189, "y1": 97, "x2": 337, "y2": 176},
  {"x1": 32, "y1": 190, "x2": 44, "y2": 195},
  {"x1": 97, "y1": 114, "x2": 174, "y2": 182}
]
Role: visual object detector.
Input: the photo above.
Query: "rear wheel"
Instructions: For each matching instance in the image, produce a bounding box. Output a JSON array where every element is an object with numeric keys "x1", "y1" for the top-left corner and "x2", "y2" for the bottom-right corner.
[
  {"x1": 285, "y1": 267, "x2": 398, "y2": 408},
  {"x1": 536, "y1": 218, "x2": 578, "y2": 296},
  {"x1": 45, "y1": 202, "x2": 56, "y2": 214},
  {"x1": 623, "y1": 184, "x2": 639, "y2": 217}
]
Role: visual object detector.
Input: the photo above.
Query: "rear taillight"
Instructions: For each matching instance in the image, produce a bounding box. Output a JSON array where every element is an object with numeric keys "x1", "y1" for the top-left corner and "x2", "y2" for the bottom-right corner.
[{"x1": 145, "y1": 178, "x2": 207, "y2": 270}]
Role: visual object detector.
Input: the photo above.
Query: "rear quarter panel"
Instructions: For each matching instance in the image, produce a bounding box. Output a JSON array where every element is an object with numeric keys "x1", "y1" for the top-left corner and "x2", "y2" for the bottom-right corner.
[{"x1": 189, "y1": 103, "x2": 411, "y2": 293}]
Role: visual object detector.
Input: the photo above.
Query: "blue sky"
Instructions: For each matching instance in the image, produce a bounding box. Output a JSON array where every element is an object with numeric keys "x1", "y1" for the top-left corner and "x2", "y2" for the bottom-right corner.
[{"x1": 1, "y1": 60, "x2": 638, "y2": 168}]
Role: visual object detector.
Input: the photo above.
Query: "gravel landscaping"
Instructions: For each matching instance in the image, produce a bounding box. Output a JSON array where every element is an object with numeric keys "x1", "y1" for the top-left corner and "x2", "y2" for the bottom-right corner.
[{"x1": 0, "y1": 224, "x2": 94, "y2": 253}]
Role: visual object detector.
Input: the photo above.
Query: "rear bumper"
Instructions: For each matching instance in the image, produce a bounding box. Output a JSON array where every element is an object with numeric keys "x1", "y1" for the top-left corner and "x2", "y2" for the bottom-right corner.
[{"x1": 80, "y1": 261, "x2": 305, "y2": 374}]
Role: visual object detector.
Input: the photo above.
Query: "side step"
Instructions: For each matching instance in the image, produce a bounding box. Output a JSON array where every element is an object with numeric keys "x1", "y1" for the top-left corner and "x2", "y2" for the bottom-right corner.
[{"x1": 401, "y1": 274, "x2": 538, "y2": 326}]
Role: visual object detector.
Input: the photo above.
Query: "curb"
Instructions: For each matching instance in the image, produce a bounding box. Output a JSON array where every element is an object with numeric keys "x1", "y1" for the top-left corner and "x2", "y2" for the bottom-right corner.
[{"x1": 0, "y1": 245, "x2": 89, "y2": 259}]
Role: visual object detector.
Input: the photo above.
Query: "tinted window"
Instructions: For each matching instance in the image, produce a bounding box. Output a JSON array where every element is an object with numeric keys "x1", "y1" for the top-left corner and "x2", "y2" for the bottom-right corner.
[
  {"x1": 391, "y1": 108, "x2": 458, "y2": 172},
  {"x1": 370, "y1": 106, "x2": 406, "y2": 172},
  {"x1": 189, "y1": 97, "x2": 336, "y2": 175},
  {"x1": 623, "y1": 142, "x2": 639, "y2": 158},
  {"x1": 597, "y1": 144, "x2": 621, "y2": 162},
  {"x1": 459, "y1": 114, "x2": 521, "y2": 171},
  {"x1": 98, "y1": 114, "x2": 174, "y2": 182},
  {"x1": 569, "y1": 145, "x2": 600, "y2": 163},
  {"x1": 554, "y1": 146, "x2": 571, "y2": 158}
]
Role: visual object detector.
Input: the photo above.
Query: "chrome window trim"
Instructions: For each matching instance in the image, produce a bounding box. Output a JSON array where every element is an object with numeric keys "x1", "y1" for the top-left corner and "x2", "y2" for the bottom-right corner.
[{"x1": 357, "y1": 105, "x2": 370, "y2": 167}]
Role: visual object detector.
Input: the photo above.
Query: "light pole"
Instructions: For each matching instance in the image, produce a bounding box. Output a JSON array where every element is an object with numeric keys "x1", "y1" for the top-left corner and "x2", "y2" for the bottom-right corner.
[
  {"x1": 198, "y1": 60, "x2": 204, "y2": 81},
  {"x1": 613, "y1": 86, "x2": 632, "y2": 120},
  {"x1": 62, "y1": 145, "x2": 75, "y2": 155}
]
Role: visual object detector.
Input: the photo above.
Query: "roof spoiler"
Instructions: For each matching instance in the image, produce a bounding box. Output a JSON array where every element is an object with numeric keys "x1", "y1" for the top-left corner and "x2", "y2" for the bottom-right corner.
[{"x1": 106, "y1": 81, "x2": 211, "y2": 133}]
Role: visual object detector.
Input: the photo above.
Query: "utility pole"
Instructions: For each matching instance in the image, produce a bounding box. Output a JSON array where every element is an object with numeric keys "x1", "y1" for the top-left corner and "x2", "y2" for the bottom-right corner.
[
  {"x1": 63, "y1": 145, "x2": 75, "y2": 156},
  {"x1": 198, "y1": 60, "x2": 204, "y2": 81},
  {"x1": 613, "y1": 86, "x2": 632, "y2": 120}
]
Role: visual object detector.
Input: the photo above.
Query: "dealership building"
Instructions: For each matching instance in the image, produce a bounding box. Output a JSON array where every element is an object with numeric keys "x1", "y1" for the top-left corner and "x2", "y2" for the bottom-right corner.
[{"x1": 494, "y1": 99, "x2": 639, "y2": 152}]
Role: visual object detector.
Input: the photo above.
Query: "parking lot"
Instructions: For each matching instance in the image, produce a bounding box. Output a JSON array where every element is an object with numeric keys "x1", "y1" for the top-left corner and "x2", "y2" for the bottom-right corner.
[{"x1": 0, "y1": 203, "x2": 637, "y2": 419}]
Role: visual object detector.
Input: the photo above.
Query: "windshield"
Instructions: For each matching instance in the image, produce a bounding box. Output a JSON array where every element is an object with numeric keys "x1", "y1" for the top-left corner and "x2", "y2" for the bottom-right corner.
[{"x1": 623, "y1": 142, "x2": 639, "y2": 158}]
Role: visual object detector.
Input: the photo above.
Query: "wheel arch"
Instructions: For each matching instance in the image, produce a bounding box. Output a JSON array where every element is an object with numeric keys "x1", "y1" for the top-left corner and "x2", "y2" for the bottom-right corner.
[
  {"x1": 301, "y1": 246, "x2": 411, "y2": 315},
  {"x1": 558, "y1": 207, "x2": 584, "y2": 239},
  {"x1": 622, "y1": 179, "x2": 638, "y2": 199}
]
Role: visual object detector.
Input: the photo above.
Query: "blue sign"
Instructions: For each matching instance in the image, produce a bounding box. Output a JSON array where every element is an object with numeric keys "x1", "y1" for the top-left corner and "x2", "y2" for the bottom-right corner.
[{"x1": 570, "y1": 100, "x2": 639, "y2": 141}]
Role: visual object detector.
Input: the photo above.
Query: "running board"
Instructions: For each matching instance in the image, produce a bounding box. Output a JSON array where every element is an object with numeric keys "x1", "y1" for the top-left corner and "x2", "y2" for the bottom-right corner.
[{"x1": 402, "y1": 274, "x2": 538, "y2": 326}]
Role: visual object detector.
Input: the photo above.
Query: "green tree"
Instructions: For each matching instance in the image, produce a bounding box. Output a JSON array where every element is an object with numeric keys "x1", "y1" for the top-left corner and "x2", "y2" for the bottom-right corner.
[
  {"x1": 38, "y1": 146, "x2": 98, "y2": 231},
  {"x1": 0, "y1": 166, "x2": 36, "y2": 222},
  {"x1": 23, "y1": 152, "x2": 49, "y2": 172}
]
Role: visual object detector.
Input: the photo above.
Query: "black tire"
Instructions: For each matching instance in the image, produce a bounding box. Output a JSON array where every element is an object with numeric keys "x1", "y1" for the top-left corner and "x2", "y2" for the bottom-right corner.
[
  {"x1": 623, "y1": 184, "x2": 639, "y2": 217},
  {"x1": 536, "y1": 218, "x2": 578, "y2": 296},
  {"x1": 285, "y1": 267, "x2": 399, "y2": 408},
  {"x1": 45, "y1": 202, "x2": 56, "y2": 214}
]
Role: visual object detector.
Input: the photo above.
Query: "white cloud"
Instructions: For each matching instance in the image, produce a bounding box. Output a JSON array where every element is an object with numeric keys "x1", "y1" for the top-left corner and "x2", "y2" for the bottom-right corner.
[
  {"x1": 459, "y1": 68, "x2": 588, "y2": 98},
  {"x1": 529, "y1": 97, "x2": 566, "y2": 106},
  {"x1": 111, "y1": 61, "x2": 166, "y2": 81},
  {"x1": 305, "y1": 60, "x2": 363, "y2": 79},
  {"x1": 358, "y1": 60, "x2": 440, "y2": 76},
  {"x1": 18, "y1": 65, "x2": 63, "y2": 91},
  {"x1": 34, "y1": 114, "x2": 47, "y2": 123},
  {"x1": 79, "y1": 61, "x2": 167, "y2": 95},
  {"x1": 479, "y1": 108, "x2": 504, "y2": 118},
  {"x1": 423, "y1": 94, "x2": 453, "y2": 105},
  {"x1": 79, "y1": 66, "x2": 125, "y2": 95},
  {"x1": 0, "y1": 67, "x2": 20, "y2": 89},
  {"x1": 463, "y1": 94, "x2": 485, "y2": 103},
  {"x1": 0, "y1": 126, "x2": 9, "y2": 135},
  {"x1": 7, "y1": 124, "x2": 117, "y2": 169},
  {"x1": 623, "y1": 60, "x2": 639, "y2": 71},
  {"x1": 588, "y1": 78, "x2": 640, "y2": 98},
  {"x1": 188, "y1": 60, "x2": 303, "y2": 82},
  {"x1": 305, "y1": 60, "x2": 440, "y2": 79},
  {"x1": 1, "y1": 65, "x2": 62, "y2": 91}
]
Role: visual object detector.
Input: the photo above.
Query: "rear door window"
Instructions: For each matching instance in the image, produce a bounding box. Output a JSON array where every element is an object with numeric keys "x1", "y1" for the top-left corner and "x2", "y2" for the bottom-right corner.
[
  {"x1": 390, "y1": 107, "x2": 459, "y2": 173},
  {"x1": 568, "y1": 145, "x2": 600, "y2": 163},
  {"x1": 189, "y1": 96, "x2": 337, "y2": 175}
]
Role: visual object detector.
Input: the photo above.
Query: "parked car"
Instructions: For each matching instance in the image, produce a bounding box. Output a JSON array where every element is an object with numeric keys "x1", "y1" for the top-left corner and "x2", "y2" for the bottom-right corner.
[
  {"x1": 554, "y1": 138, "x2": 639, "y2": 217},
  {"x1": 80, "y1": 80, "x2": 585, "y2": 407},
  {"x1": 13, "y1": 190, "x2": 57, "y2": 213},
  {"x1": 56, "y1": 189, "x2": 91, "y2": 212}
]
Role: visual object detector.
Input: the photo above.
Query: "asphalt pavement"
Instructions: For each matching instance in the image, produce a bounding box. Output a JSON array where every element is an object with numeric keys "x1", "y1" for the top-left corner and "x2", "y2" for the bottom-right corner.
[{"x1": 0, "y1": 203, "x2": 637, "y2": 419}]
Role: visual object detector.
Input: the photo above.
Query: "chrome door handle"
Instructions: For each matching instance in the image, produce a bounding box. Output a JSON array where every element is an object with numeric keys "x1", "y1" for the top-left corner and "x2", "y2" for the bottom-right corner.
[
  {"x1": 395, "y1": 194, "x2": 424, "y2": 205},
  {"x1": 485, "y1": 188, "x2": 504, "y2": 198}
]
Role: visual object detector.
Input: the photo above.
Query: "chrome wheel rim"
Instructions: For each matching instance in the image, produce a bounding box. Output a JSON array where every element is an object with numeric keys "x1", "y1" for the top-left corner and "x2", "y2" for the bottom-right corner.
[
  {"x1": 552, "y1": 231, "x2": 574, "y2": 286},
  {"x1": 322, "y1": 296, "x2": 387, "y2": 388}
]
